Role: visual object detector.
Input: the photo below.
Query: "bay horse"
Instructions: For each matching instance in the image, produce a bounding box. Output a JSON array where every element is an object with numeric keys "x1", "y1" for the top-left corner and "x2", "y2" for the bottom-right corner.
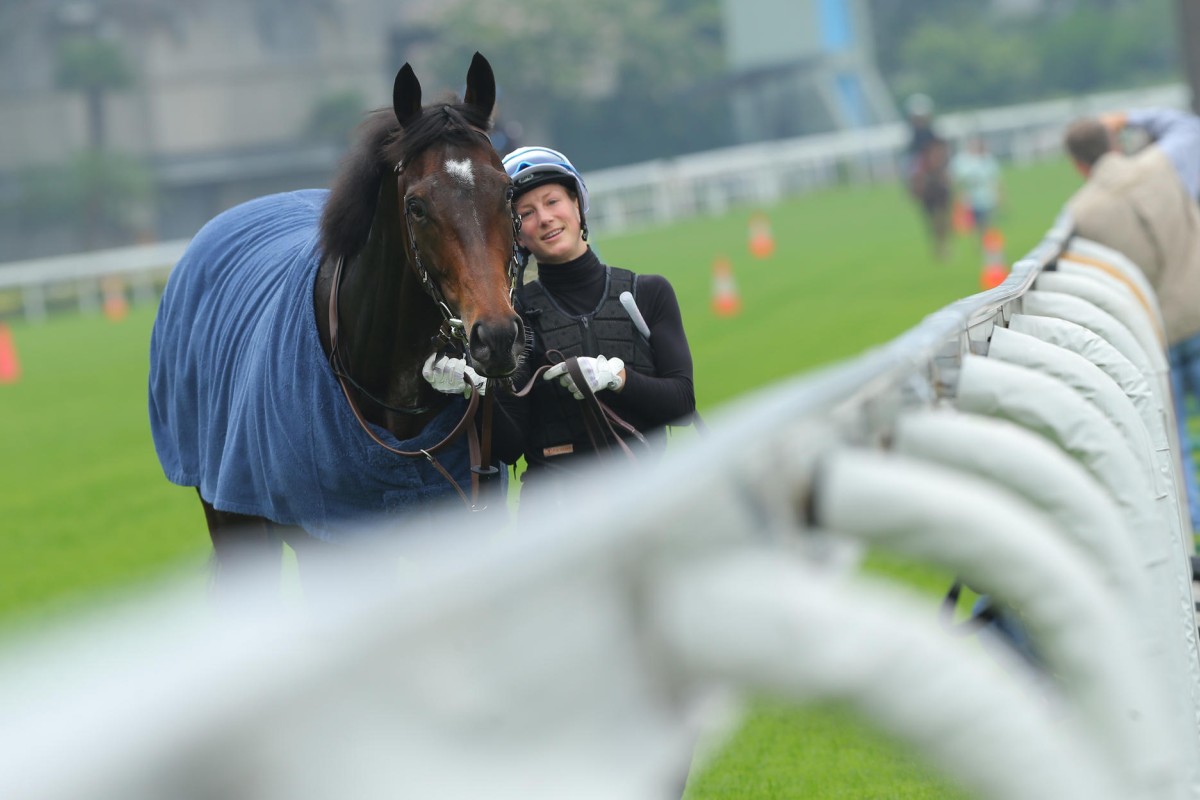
[
  {"x1": 149, "y1": 53, "x2": 523, "y2": 584},
  {"x1": 906, "y1": 129, "x2": 952, "y2": 260}
]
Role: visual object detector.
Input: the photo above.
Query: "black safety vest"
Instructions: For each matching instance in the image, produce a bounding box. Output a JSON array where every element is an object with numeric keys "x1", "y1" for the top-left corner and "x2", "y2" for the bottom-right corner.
[{"x1": 519, "y1": 267, "x2": 657, "y2": 467}]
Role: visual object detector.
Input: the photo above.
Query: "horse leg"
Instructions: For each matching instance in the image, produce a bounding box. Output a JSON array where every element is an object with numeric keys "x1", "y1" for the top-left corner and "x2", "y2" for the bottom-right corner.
[
  {"x1": 276, "y1": 527, "x2": 357, "y2": 602},
  {"x1": 932, "y1": 199, "x2": 952, "y2": 260},
  {"x1": 197, "y1": 490, "x2": 284, "y2": 593},
  {"x1": 196, "y1": 491, "x2": 393, "y2": 600}
]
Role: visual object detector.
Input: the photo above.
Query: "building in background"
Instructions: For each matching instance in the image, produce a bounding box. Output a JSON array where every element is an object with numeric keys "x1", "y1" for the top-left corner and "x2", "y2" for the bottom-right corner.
[
  {"x1": 720, "y1": 0, "x2": 897, "y2": 142},
  {"x1": 6, "y1": 0, "x2": 1155, "y2": 262},
  {"x1": 0, "y1": 0, "x2": 452, "y2": 260}
]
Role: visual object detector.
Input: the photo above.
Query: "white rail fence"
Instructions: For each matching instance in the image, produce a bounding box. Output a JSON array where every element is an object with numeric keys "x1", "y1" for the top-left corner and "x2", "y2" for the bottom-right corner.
[
  {"x1": 0, "y1": 239, "x2": 186, "y2": 323},
  {"x1": 0, "y1": 83, "x2": 1189, "y2": 323},
  {"x1": 0, "y1": 215, "x2": 1197, "y2": 799}
]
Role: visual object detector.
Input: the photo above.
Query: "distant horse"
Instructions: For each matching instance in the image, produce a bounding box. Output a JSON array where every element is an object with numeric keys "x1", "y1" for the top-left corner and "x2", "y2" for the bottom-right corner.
[
  {"x1": 149, "y1": 53, "x2": 523, "y2": 581},
  {"x1": 907, "y1": 133, "x2": 952, "y2": 260}
]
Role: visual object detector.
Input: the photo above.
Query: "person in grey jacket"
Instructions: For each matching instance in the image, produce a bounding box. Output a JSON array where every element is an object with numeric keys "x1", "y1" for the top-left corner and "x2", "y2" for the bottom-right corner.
[{"x1": 1064, "y1": 107, "x2": 1200, "y2": 533}]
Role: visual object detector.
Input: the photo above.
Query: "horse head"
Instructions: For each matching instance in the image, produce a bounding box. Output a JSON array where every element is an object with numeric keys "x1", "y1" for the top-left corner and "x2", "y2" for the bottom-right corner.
[{"x1": 391, "y1": 53, "x2": 523, "y2": 379}]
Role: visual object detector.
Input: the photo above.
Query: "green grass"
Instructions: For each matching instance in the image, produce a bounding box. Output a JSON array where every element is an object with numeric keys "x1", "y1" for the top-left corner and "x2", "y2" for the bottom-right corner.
[
  {"x1": 687, "y1": 701, "x2": 972, "y2": 799},
  {"x1": 599, "y1": 158, "x2": 1078, "y2": 410},
  {"x1": 0, "y1": 158, "x2": 1082, "y2": 795},
  {"x1": 0, "y1": 306, "x2": 205, "y2": 624}
]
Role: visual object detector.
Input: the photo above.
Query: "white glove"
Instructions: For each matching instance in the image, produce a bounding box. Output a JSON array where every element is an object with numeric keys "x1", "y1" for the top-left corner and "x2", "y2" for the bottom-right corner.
[
  {"x1": 543, "y1": 355, "x2": 625, "y2": 400},
  {"x1": 422, "y1": 354, "x2": 486, "y2": 396}
]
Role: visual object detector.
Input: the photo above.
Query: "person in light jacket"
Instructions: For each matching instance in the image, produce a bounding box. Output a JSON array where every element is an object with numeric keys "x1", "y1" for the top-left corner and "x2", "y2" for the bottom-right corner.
[{"x1": 1064, "y1": 107, "x2": 1200, "y2": 534}]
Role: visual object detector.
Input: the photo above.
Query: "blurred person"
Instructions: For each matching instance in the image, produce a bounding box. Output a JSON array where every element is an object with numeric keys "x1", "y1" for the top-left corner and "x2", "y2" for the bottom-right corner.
[
  {"x1": 903, "y1": 93, "x2": 952, "y2": 261},
  {"x1": 422, "y1": 145, "x2": 696, "y2": 508},
  {"x1": 951, "y1": 135, "x2": 1003, "y2": 246},
  {"x1": 1064, "y1": 107, "x2": 1200, "y2": 535}
]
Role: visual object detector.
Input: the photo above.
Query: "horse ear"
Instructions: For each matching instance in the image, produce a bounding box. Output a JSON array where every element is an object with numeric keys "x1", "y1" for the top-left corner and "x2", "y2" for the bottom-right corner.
[
  {"x1": 393, "y1": 63, "x2": 422, "y2": 128},
  {"x1": 463, "y1": 52, "x2": 496, "y2": 122}
]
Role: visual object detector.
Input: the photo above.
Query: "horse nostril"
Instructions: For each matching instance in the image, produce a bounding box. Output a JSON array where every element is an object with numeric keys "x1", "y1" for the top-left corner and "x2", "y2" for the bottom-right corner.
[
  {"x1": 469, "y1": 319, "x2": 521, "y2": 374},
  {"x1": 468, "y1": 323, "x2": 490, "y2": 360}
]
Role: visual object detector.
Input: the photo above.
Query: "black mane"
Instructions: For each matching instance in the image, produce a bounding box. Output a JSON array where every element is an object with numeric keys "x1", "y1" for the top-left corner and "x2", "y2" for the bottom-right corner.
[{"x1": 319, "y1": 101, "x2": 493, "y2": 263}]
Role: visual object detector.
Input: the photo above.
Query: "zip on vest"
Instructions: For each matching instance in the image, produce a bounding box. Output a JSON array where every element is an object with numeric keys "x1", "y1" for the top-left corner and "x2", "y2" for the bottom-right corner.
[{"x1": 580, "y1": 315, "x2": 597, "y2": 355}]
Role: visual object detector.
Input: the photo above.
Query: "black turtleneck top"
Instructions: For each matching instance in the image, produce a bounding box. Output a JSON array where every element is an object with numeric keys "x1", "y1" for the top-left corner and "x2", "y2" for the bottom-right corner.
[{"x1": 492, "y1": 247, "x2": 695, "y2": 471}]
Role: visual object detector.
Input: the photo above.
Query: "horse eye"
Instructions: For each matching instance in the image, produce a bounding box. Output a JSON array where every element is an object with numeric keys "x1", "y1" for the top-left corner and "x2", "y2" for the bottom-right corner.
[
  {"x1": 504, "y1": 185, "x2": 514, "y2": 202},
  {"x1": 406, "y1": 198, "x2": 426, "y2": 219}
]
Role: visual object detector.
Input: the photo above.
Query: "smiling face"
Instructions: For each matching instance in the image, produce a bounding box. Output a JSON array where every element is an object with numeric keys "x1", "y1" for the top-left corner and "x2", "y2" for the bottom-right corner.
[{"x1": 513, "y1": 182, "x2": 588, "y2": 265}]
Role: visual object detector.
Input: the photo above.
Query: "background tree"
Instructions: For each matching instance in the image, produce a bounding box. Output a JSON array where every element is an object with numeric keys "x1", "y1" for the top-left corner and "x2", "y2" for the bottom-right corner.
[
  {"x1": 1033, "y1": 3, "x2": 1175, "y2": 95},
  {"x1": 306, "y1": 90, "x2": 368, "y2": 147},
  {"x1": 53, "y1": 17, "x2": 135, "y2": 151},
  {"x1": 49, "y1": 7, "x2": 150, "y2": 249},
  {"x1": 430, "y1": 0, "x2": 726, "y2": 168},
  {"x1": 13, "y1": 150, "x2": 153, "y2": 252},
  {"x1": 1178, "y1": 0, "x2": 1200, "y2": 113},
  {"x1": 867, "y1": 0, "x2": 976, "y2": 87},
  {"x1": 870, "y1": 0, "x2": 1177, "y2": 113},
  {"x1": 897, "y1": 20, "x2": 1038, "y2": 108}
]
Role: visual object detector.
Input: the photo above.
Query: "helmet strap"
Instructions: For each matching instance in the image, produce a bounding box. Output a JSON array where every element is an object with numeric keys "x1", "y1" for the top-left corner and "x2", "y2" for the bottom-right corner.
[
  {"x1": 581, "y1": 219, "x2": 589, "y2": 242},
  {"x1": 516, "y1": 248, "x2": 531, "y2": 288}
]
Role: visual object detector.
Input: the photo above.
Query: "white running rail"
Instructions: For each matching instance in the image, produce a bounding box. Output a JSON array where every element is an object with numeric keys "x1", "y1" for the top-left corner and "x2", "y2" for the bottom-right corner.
[{"x1": 0, "y1": 222, "x2": 1197, "y2": 797}]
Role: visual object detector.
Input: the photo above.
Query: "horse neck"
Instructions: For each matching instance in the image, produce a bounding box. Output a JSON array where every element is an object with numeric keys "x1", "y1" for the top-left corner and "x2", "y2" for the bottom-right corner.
[{"x1": 334, "y1": 217, "x2": 448, "y2": 435}]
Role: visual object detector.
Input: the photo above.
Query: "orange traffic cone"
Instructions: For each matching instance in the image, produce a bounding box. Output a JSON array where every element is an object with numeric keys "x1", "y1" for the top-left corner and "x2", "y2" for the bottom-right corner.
[
  {"x1": 102, "y1": 275, "x2": 129, "y2": 322},
  {"x1": 979, "y1": 228, "x2": 1008, "y2": 290},
  {"x1": 711, "y1": 256, "x2": 742, "y2": 317},
  {"x1": 0, "y1": 323, "x2": 20, "y2": 384},
  {"x1": 748, "y1": 211, "x2": 775, "y2": 259}
]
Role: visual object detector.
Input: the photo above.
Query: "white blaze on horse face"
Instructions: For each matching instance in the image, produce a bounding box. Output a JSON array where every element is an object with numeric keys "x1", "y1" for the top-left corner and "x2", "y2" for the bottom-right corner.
[
  {"x1": 444, "y1": 159, "x2": 482, "y2": 229},
  {"x1": 445, "y1": 159, "x2": 474, "y2": 187}
]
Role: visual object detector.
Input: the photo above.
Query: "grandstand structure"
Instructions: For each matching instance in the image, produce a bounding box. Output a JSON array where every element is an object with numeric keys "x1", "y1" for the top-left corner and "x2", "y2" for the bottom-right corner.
[
  {"x1": 1, "y1": 204, "x2": 1198, "y2": 798},
  {"x1": 719, "y1": 0, "x2": 898, "y2": 141}
]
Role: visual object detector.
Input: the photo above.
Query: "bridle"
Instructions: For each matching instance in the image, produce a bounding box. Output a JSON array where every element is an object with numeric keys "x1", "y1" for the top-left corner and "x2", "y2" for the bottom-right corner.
[
  {"x1": 325, "y1": 147, "x2": 524, "y2": 512},
  {"x1": 397, "y1": 166, "x2": 524, "y2": 349}
]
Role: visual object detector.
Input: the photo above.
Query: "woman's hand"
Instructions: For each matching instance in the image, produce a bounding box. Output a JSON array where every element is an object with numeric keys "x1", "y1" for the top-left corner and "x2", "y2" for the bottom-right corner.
[
  {"x1": 422, "y1": 354, "x2": 486, "y2": 396},
  {"x1": 543, "y1": 355, "x2": 625, "y2": 399}
]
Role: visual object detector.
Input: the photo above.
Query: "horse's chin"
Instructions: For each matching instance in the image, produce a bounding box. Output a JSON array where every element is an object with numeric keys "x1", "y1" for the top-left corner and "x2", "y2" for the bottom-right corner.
[{"x1": 469, "y1": 330, "x2": 528, "y2": 380}]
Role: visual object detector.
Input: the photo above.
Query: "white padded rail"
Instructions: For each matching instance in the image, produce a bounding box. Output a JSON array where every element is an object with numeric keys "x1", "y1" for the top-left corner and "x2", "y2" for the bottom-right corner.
[
  {"x1": 1054, "y1": 260, "x2": 1167, "y2": 345},
  {"x1": 653, "y1": 551, "x2": 1128, "y2": 800},
  {"x1": 1022, "y1": 289, "x2": 1172, "y2": 408},
  {"x1": 1064, "y1": 237, "x2": 1165, "y2": 331},
  {"x1": 1036, "y1": 270, "x2": 1166, "y2": 355},
  {"x1": 988, "y1": 327, "x2": 1168, "y2": 499},
  {"x1": 0, "y1": 221, "x2": 1198, "y2": 798},
  {"x1": 891, "y1": 410, "x2": 1147, "y2": 610},
  {"x1": 814, "y1": 447, "x2": 1185, "y2": 798}
]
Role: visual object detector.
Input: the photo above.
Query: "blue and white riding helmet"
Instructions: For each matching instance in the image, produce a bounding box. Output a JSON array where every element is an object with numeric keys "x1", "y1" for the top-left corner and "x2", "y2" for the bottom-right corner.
[{"x1": 502, "y1": 146, "x2": 590, "y2": 214}]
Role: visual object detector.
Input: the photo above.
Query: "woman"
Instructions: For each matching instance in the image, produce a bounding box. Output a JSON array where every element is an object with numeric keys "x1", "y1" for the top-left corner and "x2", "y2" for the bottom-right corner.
[
  {"x1": 950, "y1": 135, "x2": 1002, "y2": 245},
  {"x1": 422, "y1": 145, "x2": 696, "y2": 504}
]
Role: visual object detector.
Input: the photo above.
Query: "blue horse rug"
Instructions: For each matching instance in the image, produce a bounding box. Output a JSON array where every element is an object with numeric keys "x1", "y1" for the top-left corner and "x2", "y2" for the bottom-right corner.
[{"x1": 149, "y1": 189, "x2": 477, "y2": 541}]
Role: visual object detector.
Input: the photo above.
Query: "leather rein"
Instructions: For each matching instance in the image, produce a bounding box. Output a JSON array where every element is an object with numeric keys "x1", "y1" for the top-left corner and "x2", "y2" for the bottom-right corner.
[
  {"x1": 508, "y1": 349, "x2": 649, "y2": 463},
  {"x1": 325, "y1": 156, "x2": 522, "y2": 512}
]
